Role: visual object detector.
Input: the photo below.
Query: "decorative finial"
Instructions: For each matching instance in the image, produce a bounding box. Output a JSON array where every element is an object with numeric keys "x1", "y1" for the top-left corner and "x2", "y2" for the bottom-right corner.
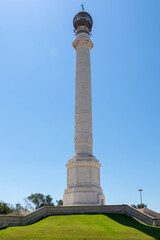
[
  {"x1": 81, "y1": 4, "x2": 84, "y2": 12},
  {"x1": 73, "y1": 7, "x2": 93, "y2": 35}
]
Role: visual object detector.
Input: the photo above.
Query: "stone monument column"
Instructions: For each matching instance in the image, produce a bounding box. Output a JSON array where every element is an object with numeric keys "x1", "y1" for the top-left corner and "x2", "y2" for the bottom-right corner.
[
  {"x1": 73, "y1": 32, "x2": 93, "y2": 156},
  {"x1": 63, "y1": 8, "x2": 105, "y2": 206}
]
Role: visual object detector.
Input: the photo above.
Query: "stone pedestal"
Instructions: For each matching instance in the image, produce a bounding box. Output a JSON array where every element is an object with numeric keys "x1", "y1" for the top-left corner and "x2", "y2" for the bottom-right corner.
[{"x1": 63, "y1": 155, "x2": 105, "y2": 206}]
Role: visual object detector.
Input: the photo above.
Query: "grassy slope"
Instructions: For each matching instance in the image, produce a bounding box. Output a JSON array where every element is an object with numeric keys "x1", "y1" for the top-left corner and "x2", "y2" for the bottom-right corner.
[{"x1": 0, "y1": 214, "x2": 160, "y2": 240}]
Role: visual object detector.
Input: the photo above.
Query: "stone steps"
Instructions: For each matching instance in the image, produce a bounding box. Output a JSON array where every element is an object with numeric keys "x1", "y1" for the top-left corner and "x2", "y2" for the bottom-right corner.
[{"x1": 0, "y1": 205, "x2": 160, "y2": 229}]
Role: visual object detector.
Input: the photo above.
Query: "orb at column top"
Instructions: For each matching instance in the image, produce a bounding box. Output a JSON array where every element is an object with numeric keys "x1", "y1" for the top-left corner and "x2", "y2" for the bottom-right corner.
[{"x1": 73, "y1": 5, "x2": 93, "y2": 35}]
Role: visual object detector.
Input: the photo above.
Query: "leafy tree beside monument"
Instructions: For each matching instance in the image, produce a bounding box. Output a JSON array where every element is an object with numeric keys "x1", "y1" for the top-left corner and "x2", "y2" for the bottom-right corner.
[
  {"x1": 25, "y1": 193, "x2": 55, "y2": 210},
  {"x1": 56, "y1": 199, "x2": 63, "y2": 206},
  {"x1": 0, "y1": 194, "x2": 63, "y2": 213},
  {"x1": 15, "y1": 203, "x2": 26, "y2": 211},
  {"x1": 131, "y1": 203, "x2": 147, "y2": 209},
  {"x1": 0, "y1": 201, "x2": 14, "y2": 214}
]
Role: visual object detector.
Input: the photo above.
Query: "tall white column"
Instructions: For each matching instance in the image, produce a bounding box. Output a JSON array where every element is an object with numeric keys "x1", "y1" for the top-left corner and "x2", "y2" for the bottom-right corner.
[
  {"x1": 63, "y1": 9, "x2": 105, "y2": 206},
  {"x1": 73, "y1": 32, "x2": 93, "y2": 156}
]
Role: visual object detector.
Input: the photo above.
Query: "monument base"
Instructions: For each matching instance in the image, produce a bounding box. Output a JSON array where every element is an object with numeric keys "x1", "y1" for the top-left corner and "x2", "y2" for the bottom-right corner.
[{"x1": 63, "y1": 155, "x2": 105, "y2": 206}]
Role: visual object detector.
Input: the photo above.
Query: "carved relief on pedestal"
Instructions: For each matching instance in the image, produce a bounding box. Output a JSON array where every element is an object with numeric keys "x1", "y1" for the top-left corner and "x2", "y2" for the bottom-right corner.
[
  {"x1": 74, "y1": 133, "x2": 92, "y2": 154},
  {"x1": 74, "y1": 145, "x2": 92, "y2": 155}
]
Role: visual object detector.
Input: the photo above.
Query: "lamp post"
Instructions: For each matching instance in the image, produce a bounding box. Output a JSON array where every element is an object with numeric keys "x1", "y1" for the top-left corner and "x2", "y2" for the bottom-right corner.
[{"x1": 138, "y1": 189, "x2": 143, "y2": 205}]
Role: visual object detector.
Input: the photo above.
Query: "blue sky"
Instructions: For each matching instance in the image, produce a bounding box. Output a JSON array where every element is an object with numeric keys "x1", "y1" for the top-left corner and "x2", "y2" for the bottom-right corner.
[{"x1": 0, "y1": 0, "x2": 160, "y2": 212}]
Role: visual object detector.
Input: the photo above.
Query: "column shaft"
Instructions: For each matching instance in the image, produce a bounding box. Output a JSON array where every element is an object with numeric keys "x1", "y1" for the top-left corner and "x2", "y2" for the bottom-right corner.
[{"x1": 73, "y1": 33, "x2": 93, "y2": 156}]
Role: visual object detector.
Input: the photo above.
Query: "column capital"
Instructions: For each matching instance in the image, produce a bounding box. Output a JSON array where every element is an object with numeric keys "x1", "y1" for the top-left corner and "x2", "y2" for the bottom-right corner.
[{"x1": 72, "y1": 38, "x2": 94, "y2": 50}]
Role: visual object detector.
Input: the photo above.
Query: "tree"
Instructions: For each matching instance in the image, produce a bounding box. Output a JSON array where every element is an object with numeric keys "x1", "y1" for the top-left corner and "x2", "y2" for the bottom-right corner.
[
  {"x1": 56, "y1": 199, "x2": 63, "y2": 206},
  {"x1": 0, "y1": 201, "x2": 14, "y2": 214},
  {"x1": 46, "y1": 195, "x2": 54, "y2": 206},
  {"x1": 24, "y1": 198, "x2": 35, "y2": 211},
  {"x1": 26, "y1": 193, "x2": 54, "y2": 210},
  {"x1": 15, "y1": 203, "x2": 25, "y2": 211},
  {"x1": 131, "y1": 203, "x2": 147, "y2": 209}
]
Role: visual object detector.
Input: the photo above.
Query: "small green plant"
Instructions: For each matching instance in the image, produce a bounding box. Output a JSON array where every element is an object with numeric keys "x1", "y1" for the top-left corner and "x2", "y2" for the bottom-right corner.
[{"x1": 131, "y1": 203, "x2": 147, "y2": 209}]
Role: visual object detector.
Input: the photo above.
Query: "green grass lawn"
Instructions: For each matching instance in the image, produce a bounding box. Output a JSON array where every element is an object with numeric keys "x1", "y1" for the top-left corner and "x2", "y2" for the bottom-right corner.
[{"x1": 0, "y1": 214, "x2": 160, "y2": 240}]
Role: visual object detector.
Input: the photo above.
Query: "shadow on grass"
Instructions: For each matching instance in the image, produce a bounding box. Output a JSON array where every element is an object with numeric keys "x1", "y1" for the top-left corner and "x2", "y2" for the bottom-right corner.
[{"x1": 105, "y1": 214, "x2": 160, "y2": 240}]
